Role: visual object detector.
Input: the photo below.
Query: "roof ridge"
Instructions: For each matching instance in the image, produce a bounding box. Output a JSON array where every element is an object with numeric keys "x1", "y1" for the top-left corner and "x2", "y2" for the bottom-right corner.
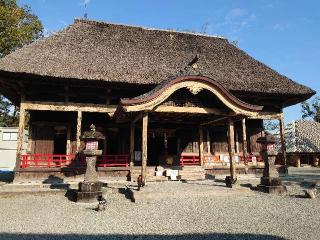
[{"x1": 74, "y1": 18, "x2": 226, "y2": 40}]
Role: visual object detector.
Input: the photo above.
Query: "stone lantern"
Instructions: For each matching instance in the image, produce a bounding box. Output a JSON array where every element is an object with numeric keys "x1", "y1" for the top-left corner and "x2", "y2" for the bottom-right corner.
[
  {"x1": 256, "y1": 134, "x2": 287, "y2": 194},
  {"x1": 77, "y1": 124, "x2": 105, "y2": 203}
]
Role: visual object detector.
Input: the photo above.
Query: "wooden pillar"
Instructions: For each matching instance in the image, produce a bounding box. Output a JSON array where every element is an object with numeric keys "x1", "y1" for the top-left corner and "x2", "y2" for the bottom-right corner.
[
  {"x1": 27, "y1": 123, "x2": 33, "y2": 153},
  {"x1": 15, "y1": 104, "x2": 26, "y2": 171},
  {"x1": 141, "y1": 112, "x2": 148, "y2": 185},
  {"x1": 235, "y1": 129, "x2": 239, "y2": 153},
  {"x1": 130, "y1": 123, "x2": 135, "y2": 167},
  {"x1": 206, "y1": 130, "x2": 211, "y2": 154},
  {"x1": 66, "y1": 126, "x2": 71, "y2": 155},
  {"x1": 241, "y1": 118, "x2": 248, "y2": 164},
  {"x1": 199, "y1": 127, "x2": 204, "y2": 166},
  {"x1": 228, "y1": 118, "x2": 236, "y2": 179},
  {"x1": 279, "y1": 114, "x2": 287, "y2": 171},
  {"x1": 76, "y1": 111, "x2": 82, "y2": 151}
]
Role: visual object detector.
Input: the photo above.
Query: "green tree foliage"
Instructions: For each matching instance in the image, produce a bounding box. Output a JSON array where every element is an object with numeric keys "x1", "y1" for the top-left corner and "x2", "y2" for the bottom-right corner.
[
  {"x1": 0, "y1": 0, "x2": 43, "y2": 57},
  {"x1": 263, "y1": 120, "x2": 279, "y2": 134},
  {"x1": 301, "y1": 96, "x2": 320, "y2": 122},
  {"x1": 0, "y1": 95, "x2": 18, "y2": 127},
  {"x1": 0, "y1": 0, "x2": 42, "y2": 127}
]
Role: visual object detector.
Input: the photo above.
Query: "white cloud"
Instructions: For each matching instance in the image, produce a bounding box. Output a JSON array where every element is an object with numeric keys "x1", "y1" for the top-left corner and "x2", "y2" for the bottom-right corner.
[
  {"x1": 273, "y1": 23, "x2": 284, "y2": 31},
  {"x1": 226, "y1": 8, "x2": 248, "y2": 20},
  {"x1": 273, "y1": 23, "x2": 290, "y2": 31},
  {"x1": 212, "y1": 8, "x2": 256, "y2": 40}
]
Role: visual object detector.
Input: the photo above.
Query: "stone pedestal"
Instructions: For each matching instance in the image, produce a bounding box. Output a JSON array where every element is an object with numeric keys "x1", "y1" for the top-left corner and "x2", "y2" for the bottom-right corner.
[
  {"x1": 77, "y1": 155, "x2": 103, "y2": 203},
  {"x1": 77, "y1": 181, "x2": 103, "y2": 203},
  {"x1": 84, "y1": 155, "x2": 99, "y2": 182},
  {"x1": 256, "y1": 135, "x2": 287, "y2": 195},
  {"x1": 76, "y1": 123, "x2": 105, "y2": 204},
  {"x1": 258, "y1": 150, "x2": 287, "y2": 194}
]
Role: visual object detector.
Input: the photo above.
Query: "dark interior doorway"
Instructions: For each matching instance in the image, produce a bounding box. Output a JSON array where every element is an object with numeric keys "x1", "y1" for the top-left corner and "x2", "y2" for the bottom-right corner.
[
  {"x1": 106, "y1": 128, "x2": 120, "y2": 154},
  {"x1": 167, "y1": 137, "x2": 178, "y2": 155},
  {"x1": 148, "y1": 136, "x2": 164, "y2": 166},
  {"x1": 53, "y1": 132, "x2": 67, "y2": 154}
]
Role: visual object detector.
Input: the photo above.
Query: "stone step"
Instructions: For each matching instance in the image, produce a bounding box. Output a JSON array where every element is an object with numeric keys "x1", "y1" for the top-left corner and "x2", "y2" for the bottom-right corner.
[{"x1": 130, "y1": 166, "x2": 206, "y2": 181}]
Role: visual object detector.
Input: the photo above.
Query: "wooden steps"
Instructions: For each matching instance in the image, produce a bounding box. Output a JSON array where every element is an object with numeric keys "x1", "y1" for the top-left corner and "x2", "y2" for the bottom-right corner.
[
  {"x1": 178, "y1": 166, "x2": 206, "y2": 181},
  {"x1": 130, "y1": 167, "x2": 168, "y2": 182},
  {"x1": 130, "y1": 166, "x2": 205, "y2": 182}
]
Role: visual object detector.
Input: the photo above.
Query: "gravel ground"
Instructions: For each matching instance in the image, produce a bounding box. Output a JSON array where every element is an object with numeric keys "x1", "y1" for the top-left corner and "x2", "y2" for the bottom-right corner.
[{"x1": 0, "y1": 180, "x2": 319, "y2": 240}]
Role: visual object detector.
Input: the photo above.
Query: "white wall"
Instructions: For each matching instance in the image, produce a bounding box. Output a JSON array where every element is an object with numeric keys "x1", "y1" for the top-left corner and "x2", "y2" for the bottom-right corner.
[{"x1": 0, "y1": 127, "x2": 28, "y2": 171}]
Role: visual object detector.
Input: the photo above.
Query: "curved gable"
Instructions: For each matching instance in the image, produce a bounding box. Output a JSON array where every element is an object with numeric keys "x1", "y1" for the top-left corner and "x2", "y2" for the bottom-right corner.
[{"x1": 120, "y1": 76, "x2": 263, "y2": 116}]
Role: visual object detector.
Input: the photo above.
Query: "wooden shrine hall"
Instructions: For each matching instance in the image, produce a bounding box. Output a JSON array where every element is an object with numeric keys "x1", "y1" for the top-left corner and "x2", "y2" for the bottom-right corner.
[{"x1": 0, "y1": 19, "x2": 315, "y2": 182}]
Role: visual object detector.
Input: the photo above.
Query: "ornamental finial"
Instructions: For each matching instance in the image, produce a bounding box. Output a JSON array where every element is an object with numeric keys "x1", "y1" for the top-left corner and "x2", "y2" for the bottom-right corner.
[{"x1": 90, "y1": 124, "x2": 96, "y2": 133}]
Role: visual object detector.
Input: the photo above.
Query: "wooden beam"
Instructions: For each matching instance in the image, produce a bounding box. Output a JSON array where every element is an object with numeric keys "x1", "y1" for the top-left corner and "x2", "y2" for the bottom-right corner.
[
  {"x1": 241, "y1": 118, "x2": 248, "y2": 164},
  {"x1": 199, "y1": 127, "x2": 204, "y2": 166},
  {"x1": 141, "y1": 112, "x2": 148, "y2": 185},
  {"x1": 279, "y1": 113, "x2": 287, "y2": 172},
  {"x1": 130, "y1": 123, "x2": 135, "y2": 167},
  {"x1": 153, "y1": 105, "x2": 232, "y2": 115},
  {"x1": 227, "y1": 118, "x2": 236, "y2": 180},
  {"x1": 247, "y1": 112, "x2": 282, "y2": 120},
  {"x1": 66, "y1": 126, "x2": 71, "y2": 155},
  {"x1": 14, "y1": 104, "x2": 26, "y2": 171},
  {"x1": 76, "y1": 111, "x2": 82, "y2": 151},
  {"x1": 21, "y1": 101, "x2": 117, "y2": 116},
  {"x1": 201, "y1": 116, "x2": 228, "y2": 126}
]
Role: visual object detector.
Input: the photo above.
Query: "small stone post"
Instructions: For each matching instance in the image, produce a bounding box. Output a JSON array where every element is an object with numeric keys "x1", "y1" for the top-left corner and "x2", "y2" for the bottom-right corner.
[
  {"x1": 77, "y1": 124, "x2": 105, "y2": 203},
  {"x1": 257, "y1": 135, "x2": 287, "y2": 194}
]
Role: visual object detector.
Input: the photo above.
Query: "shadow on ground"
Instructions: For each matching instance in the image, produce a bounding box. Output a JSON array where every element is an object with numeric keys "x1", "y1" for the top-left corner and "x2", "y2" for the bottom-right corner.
[
  {"x1": 0, "y1": 233, "x2": 286, "y2": 240},
  {"x1": 0, "y1": 172, "x2": 14, "y2": 183}
]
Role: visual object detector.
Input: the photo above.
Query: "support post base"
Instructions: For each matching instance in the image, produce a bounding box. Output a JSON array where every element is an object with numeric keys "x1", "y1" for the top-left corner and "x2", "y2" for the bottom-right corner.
[{"x1": 225, "y1": 176, "x2": 237, "y2": 188}]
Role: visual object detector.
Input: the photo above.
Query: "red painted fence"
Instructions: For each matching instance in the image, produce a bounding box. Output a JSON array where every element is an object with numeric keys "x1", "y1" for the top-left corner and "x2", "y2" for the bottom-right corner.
[
  {"x1": 20, "y1": 154, "x2": 129, "y2": 169},
  {"x1": 96, "y1": 155, "x2": 129, "y2": 167},
  {"x1": 179, "y1": 154, "x2": 200, "y2": 166}
]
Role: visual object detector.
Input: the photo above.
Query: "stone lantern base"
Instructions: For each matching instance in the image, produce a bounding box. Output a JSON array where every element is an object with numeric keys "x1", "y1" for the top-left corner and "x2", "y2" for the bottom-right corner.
[
  {"x1": 77, "y1": 181, "x2": 103, "y2": 203},
  {"x1": 258, "y1": 177, "x2": 287, "y2": 194}
]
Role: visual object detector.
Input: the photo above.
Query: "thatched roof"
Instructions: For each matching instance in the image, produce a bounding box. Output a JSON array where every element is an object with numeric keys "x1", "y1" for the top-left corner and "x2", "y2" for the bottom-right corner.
[
  {"x1": 0, "y1": 19, "x2": 315, "y2": 100},
  {"x1": 285, "y1": 120, "x2": 320, "y2": 153}
]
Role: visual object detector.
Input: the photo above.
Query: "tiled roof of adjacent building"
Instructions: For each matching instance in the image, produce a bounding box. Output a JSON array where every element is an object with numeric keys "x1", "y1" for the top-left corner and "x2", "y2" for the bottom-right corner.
[{"x1": 285, "y1": 120, "x2": 320, "y2": 153}]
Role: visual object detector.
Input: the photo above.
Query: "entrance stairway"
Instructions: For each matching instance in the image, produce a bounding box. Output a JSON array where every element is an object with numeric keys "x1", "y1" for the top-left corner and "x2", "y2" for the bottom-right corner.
[{"x1": 130, "y1": 166, "x2": 205, "y2": 182}]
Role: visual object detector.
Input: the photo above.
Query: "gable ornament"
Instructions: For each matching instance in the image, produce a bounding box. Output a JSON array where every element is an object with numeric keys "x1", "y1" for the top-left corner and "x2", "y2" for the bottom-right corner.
[{"x1": 187, "y1": 84, "x2": 203, "y2": 95}]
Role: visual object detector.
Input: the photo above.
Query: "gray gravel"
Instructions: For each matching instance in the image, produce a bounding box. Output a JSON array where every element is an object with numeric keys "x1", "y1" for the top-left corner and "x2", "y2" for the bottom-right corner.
[{"x1": 0, "y1": 180, "x2": 319, "y2": 240}]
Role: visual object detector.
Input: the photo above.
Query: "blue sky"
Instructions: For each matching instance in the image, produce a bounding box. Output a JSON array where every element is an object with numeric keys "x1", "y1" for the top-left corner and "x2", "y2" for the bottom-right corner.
[{"x1": 19, "y1": 0, "x2": 320, "y2": 123}]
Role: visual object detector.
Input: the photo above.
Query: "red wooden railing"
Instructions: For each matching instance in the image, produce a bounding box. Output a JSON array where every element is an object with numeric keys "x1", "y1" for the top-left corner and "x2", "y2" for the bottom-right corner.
[
  {"x1": 240, "y1": 154, "x2": 263, "y2": 163},
  {"x1": 20, "y1": 154, "x2": 129, "y2": 168},
  {"x1": 179, "y1": 154, "x2": 200, "y2": 166},
  {"x1": 20, "y1": 154, "x2": 76, "y2": 168},
  {"x1": 96, "y1": 155, "x2": 129, "y2": 167}
]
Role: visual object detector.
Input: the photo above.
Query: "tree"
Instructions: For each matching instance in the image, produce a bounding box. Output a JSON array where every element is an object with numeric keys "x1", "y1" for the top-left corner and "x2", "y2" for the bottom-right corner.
[
  {"x1": 0, "y1": 0, "x2": 43, "y2": 57},
  {"x1": 263, "y1": 120, "x2": 279, "y2": 134},
  {"x1": 0, "y1": 0, "x2": 43, "y2": 126},
  {"x1": 301, "y1": 96, "x2": 320, "y2": 122},
  {"x1": 0, "y1": 95, "x2": 18, "y2": 127}
]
